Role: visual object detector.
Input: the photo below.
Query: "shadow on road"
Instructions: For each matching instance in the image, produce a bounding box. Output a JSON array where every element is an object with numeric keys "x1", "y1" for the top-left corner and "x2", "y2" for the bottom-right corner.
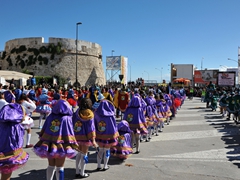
[
  {"x1": 205, "y1": 114, "x2": 240, "y2": 168},
  {"x1": 11, "y1": 168, "x2": 76, "y2": 180}
]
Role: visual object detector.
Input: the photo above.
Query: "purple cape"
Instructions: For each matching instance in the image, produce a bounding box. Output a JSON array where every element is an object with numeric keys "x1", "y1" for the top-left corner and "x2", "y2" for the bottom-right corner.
[
  {"x1": 0, "y1": 103, "x2": 29, "y2": 174},
  {"x1": 33, "y1": 100, "x2": 78, "y2": 158},
  {"x1": 72, "y1": 108, "x2": 96, "y2": 146},
  {"x1": 94, "y1": 100, "x2": 118, "y2": 148},
  {"x1": 123, "y1": 96, "x2": 147, "y2": 134}
]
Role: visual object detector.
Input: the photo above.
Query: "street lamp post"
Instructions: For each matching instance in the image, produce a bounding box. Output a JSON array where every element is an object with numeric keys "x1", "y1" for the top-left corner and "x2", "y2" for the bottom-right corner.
[
  {"x1": 228, "y1": 58, "x2": 238, "y2": 63},
  {"x1": 129, "y1": 61, "x2": 135, "y2": 82},
  {"x1": 75, "y1": 22, "x2": 82, "y2": 88},
  {"x1": 111, "y1": 50, "x2": 114, "y2": 82},
  {"x1": 227, "y1": 58, "x2": 239, "y2": 85}
]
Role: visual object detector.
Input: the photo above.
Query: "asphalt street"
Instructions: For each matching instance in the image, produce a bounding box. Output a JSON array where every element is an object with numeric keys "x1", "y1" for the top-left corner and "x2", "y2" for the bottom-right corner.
[{"x1": 10, "y1": 97, "x2": 240, "y2": 180}]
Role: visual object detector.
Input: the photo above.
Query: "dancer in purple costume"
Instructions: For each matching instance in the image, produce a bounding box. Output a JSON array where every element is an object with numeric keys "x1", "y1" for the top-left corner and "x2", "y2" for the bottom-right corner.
[
  {"x1": 111, "y1": 120, "x2": 133, "y2": 160},
  {"x1": 35, "y1": 88, "x2": 52, "y2": 129},
  {"x1": 3, "y1": 87, "x2": 15, "y2": 103},
  {"x1": 123, "y1": 94, "x2": 148, "y2": 154},
  {"x1": 144, "y1": 91, "x2": 158, "y2": 141},
  {"x1": 51, "y1": 90, "x2": 61, "y2": 108},
  {"x1": 164, "y1": 94, "x2": 174, "y2": 120},
  {"x1": 94, "y1": 100, "x2": 119, "y2": 171},
  {"x1": 33, "y1": 99, "x2": 79, "y2": 180},
  {"x1": 0, "y1": 103, "x2": 29, "y2": 180},
  {"x1": 163, "y1": 94, "x2": 172, "y2": 124},
  {"x1": 155, "y1": 93, "x2": 166, "y2": 133},
  {"x1": 73, "y1": 98, "x2": 97, "y2": 178}
]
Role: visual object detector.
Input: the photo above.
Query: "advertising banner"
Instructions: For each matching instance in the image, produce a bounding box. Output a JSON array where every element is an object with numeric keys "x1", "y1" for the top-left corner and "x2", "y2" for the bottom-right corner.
[
  {"x1": 217, "y1": 72, "x2": 235, "y2": 86},
  {"x1": 106, "y1": 56, "x2": 121, "y2": 70},
  {"x1": 194, "y1": 70, "x2": 218, "y2": 84},
  {"x1": 121, "y1": 56, "x2": 128, "y2": 85}
]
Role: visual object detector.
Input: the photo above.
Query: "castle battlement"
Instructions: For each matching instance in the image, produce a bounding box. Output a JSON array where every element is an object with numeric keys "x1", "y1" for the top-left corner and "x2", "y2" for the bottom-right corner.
[{"x1": 1, "y1": 37, "x2": 105, "y2": 86}]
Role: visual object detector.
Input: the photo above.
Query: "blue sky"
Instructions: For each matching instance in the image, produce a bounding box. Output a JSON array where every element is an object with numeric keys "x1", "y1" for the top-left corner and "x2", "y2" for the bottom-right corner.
[{"x1": 1, "y1": 0, "x2": 240, "y2": 83}]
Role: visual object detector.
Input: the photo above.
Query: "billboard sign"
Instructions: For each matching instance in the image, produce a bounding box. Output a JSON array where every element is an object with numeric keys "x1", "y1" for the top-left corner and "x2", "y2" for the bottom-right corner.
[
  {"x1": 194, "y1": 70, "x2": 218, "y2": 84},
  {"x1": 106, "y1": 56, "x2": 121, "y2": 70},
  {"x1": 121, "y1": 56, "x2": 128, "y2": 85},
  {"x1": 217, "y1": 72, "x2": 235, "y2": 86}
]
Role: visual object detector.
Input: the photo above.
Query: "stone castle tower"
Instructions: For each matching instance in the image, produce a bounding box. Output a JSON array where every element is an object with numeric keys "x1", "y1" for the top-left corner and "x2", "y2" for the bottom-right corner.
[{"x1": 0, "y1": 37, "x2": 106, "y2": 86}]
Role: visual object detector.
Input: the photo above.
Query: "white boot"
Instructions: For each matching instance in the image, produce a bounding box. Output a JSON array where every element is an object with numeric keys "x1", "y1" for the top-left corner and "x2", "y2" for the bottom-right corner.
[
  {"x1": 46, "y1": 166, "x2": 55, "y2": 180},
  {"x1": 103, "y1": 149, "x2": 110, "y2": 170},
  {"x1": 80, "y1": 153, "x2": 89, "y2": 177},
  {"x1": 75, "y1": 153, "x2": 81, "y2": 175},
  {"x1": 97, "y1": 148, "x2": 104, "y2": 169},
  {"x1": 55, "y1": 167, "x2": 64, "y2": 180}
]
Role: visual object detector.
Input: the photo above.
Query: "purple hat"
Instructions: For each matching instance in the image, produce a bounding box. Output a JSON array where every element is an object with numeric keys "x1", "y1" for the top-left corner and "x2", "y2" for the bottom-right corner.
[
  {"x1": 0, "y1": 103, "x2": 24, "y2": 123},
  {"x1": 52, "y1": 99, "x2": 73, "y2": 116},
  {"x1": 117, "y1": 120, "x2": 132, "y2": 133}
]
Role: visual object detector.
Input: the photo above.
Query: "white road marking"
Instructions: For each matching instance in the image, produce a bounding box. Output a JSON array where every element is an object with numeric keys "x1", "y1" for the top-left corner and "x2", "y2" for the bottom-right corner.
[{"x1": 150, "y1": 128, "x2": 240, "y2": 141}]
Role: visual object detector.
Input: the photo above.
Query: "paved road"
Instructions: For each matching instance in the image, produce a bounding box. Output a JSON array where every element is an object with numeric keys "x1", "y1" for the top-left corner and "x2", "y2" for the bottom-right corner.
[{"x1": 11, "y1": 97, "x2": 240, "y2": 180}]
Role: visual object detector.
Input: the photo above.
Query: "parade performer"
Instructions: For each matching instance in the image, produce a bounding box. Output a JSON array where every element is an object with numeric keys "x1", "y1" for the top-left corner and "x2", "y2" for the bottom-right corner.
[
  {"x1": 35, "y1": 88, "x2": 52, "y2": 129},
  {"x1": 92, "y1": 93, "x2": 105, "y2": 111},
  {"x1": 111, "y1": 120, "x2": 133, "y2": 160},
  {"x1": 52, "y1": 90, "x2": 61, "y2": 108},
  {"x1": 33, "y1": 99, "x2": 79, "y2": 180},
  {"x1": 144, "y1": 91, "x2": 157, "y2": 142},
  {"x1": 3, "y1": 86, "x2": 15, "y2": 103},
  {"x1": 73, "y1": 98, "x2": 97, "y2": 178},
  {"x1": 205, "y1": 81, "x2": 216, "y2": 108},
  {"x1": 123, "y1": 94, "x2": 148, "y2": 154},
  {"x1": 67, "y1": 89, "x2": 77, "y2": 111},
  {"x1": 18, "y1": 93, "x2": 36, "y2": 148},
  {"x1": 27, "y1": 86, "x2": 38, "y2": 102},
  {"x1": 94, "y1": 99, "x2": 119, "y2": 171},
  {"x1": 0, "y1": 92, "x2": 8, "y2": 110},
  {"x1": 87, "y1": 86, "x2": 99, "y2": 105},
  {"x1": 219, "y1": 91, "x2": 228, "y2": 117},
  {"x1": 102, "y1": 87, "x2": 113, "y2": 102},
  {"x1": 0, "y1": 103, "x2": 29, "y2": 180},
  {"x1": 163, "y1": 96, "x2": 173, "y2": 125},
  {"x1": 113, "y1": 87, "x2": 120, "y2": 118},
  {"x1": 226, "y1": 92, "x2": 235, "y2": 120},
  {"x1": 233, "y1": 91, "x2": 240, "y2": 123},
  {"x1": 155, "y1": 93, "x2": 166, "y2": 133},
  {"x1": 14, "y1": 85, "x2": 23, "y2": 102},
  {"x1": 118, "y1": 87, "x2": 130, "y2": 117},
  {"x1": 164, "y1": 94, "x2": 173, "y2": 122},
  {"x1": 210, "y1": 91, "x2": 219, "y2": 111}
]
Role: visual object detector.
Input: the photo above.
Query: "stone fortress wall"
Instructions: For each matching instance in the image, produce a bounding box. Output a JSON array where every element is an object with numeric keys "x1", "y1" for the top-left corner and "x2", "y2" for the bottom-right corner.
[{"x1": 1, "y1": 37, "x2": 106, "y2": 86}]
